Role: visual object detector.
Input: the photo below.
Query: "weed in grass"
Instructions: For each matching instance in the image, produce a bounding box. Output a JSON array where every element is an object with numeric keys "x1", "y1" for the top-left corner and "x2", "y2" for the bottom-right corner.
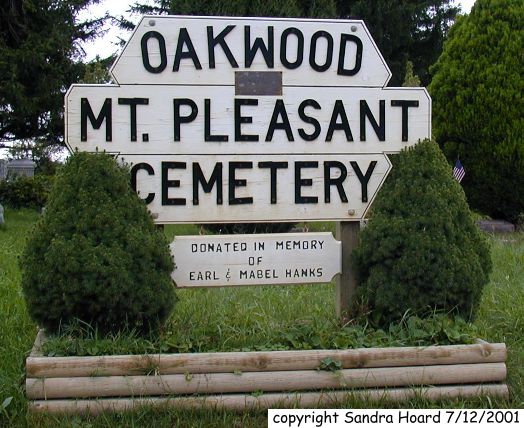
[{"x1": 318, "y1": 357, "x2": 342, "y2": 372}]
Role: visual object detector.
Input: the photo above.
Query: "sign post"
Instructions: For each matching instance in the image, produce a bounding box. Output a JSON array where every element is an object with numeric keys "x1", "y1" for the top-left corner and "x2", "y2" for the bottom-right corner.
[
  {"x1": 65, "y1": 15, "x2": 431, "y2": 315},
  {"x1": 336, "y1": 222, "x2": 360, "y2": 317}
]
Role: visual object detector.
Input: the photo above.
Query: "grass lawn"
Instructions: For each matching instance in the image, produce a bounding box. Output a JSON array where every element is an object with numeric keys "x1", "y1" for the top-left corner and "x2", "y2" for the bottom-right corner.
[{"x1": 1, "y1": 209, "x2": 523, "y2": 426}]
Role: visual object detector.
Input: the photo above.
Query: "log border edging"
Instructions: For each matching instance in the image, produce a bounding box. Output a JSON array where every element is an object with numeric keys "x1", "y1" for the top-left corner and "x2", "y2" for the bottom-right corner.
[{"x1": 26, "y1": 330, "x2": 509, "y2": 414}]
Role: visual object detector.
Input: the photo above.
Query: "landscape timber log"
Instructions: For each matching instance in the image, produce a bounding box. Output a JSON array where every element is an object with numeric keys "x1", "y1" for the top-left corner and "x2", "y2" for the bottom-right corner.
[
  {"x1": 25, "y1": 342, "x2": 507, "y2": 378},
  {"x1": 28, "y1": 384, "x2": 510, "y2": 415},
  {"x1": 26, "y1": 362, "x2": 506, "y2": 399}
]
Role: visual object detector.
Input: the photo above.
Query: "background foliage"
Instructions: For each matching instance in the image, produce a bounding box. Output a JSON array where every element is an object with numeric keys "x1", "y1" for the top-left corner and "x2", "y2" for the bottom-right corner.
[
  {"x1": 429, "y1": 0, "x2": 524, "y2": 222},
  {"x1": 202, "y1": 222, "x2": 296, "y2": 235},
  {"x1": 353, "y1": 140, "x2": 492, "y2": 326},
  {"x1": 128, "y1": 0, "x2": 458, "y2": 86},
  {"x1": 0, "y1": 0, "x2": 103, "y2": 163},
  {"x1": 0, "y1": 175, "x2": 53, "y2": 209}
]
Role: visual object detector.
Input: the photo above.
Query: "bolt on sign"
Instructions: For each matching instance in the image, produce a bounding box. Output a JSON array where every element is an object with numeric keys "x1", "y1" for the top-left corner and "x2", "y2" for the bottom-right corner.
[{"x1": 65, "y1": 16, "x2": 431, "y2": 224}]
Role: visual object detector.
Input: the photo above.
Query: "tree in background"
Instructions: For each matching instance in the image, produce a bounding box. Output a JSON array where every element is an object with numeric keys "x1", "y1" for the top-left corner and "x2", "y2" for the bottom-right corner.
[
  {"x1": 128, "y1": 0, "x2": 335, "y2": 19},
  {"x1": 128, "y1": 0, "x2": 457, "y2": 86},
  {"x1": 337, "y1": 0, "x2": 458, "y2": 86},
  {"x1": 80, "y1": 55, "x2": 114, "y2": 84},
  {"x1": 0, "y1": 0, "x2": 104, "y2": 164},
  {"x1": 429, "y1": 0, "x2": 523, "y2": 222},
  {"x1": 402, "y1": 61, "x2": 421, "y2": 87}
]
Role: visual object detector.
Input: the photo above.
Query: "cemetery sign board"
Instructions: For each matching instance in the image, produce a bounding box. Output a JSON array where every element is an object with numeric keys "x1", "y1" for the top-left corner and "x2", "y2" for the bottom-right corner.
[{"x1": 65, "y1": 16, "x2": 431, "y2": 224}]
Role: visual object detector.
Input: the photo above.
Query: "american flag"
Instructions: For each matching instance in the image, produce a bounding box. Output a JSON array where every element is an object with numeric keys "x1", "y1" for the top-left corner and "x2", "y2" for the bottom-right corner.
[{"x1": 453, "y1": 159, "x2": 465, "y2": 183}]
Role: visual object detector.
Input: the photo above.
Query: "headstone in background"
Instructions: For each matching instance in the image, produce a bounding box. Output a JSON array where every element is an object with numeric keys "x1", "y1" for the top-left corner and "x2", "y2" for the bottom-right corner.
[
  {"x1": 477, "y1": 220, "x2": 515, "y2": 233},
  {"x1": 0, "y1": 159, "x2": 7, "y2": 180},
  {"x1": 7, "y1": 158, "x2": 36, "y2": 178},
  {"x1": 0, "y1": 203, "x2": 4, "y2": 225}
]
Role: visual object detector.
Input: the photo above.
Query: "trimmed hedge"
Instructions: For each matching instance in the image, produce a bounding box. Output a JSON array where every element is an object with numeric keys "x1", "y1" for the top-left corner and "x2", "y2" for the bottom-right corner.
[
  {"x1": 21, "y1": 152, "x2": 175, "y2": 334},
  {"x1": 353, "y1": 140, "x2": 491, "y2": 327}
]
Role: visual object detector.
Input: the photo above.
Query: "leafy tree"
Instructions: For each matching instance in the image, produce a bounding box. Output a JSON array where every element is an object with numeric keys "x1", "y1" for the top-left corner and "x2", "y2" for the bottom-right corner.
[
  {"x1": 21, "y1": 152, "x2": 176, "y2": 334},
  {"x1": 409, "y1": 0, "x2": 460, "y2": 85},
  {"x1": 429, "y1": 0, "x2": 523, "y2": 222},
  {"x1": 338, "y1": 0, "x2": 458, "y2": 86},
  {"x1": 353, "y1": 140, "x2": 491, "y2": 327},
  {"x1": 128, "y1": 0, "x2": 457, "y2": 86},
  {"x1": 128, "y1": 0, "x2": 336, "y2": 18},
  {"x1": 0, "y1": 0, "x2": 104, "y2": 157},
  {"x1": 80, "y1": 55, "x2": 114, "y2": 84},
  {"x1": 402, "y1": 60, "x2": 421, "y2": 87}
]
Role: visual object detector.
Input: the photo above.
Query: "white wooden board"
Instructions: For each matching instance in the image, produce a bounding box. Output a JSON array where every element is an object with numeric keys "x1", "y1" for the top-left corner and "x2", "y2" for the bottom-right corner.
[
  {"x1": 170, "y1": 232, "x2": 341, "y2": 287},
  {"x1": 65, "y1": 85, "x2": 430, "y2": 155},
  {"x1": 111, "y1": 16, "x2": 391, "y2": 87},
  {"x1": 123, "y1": 153, "x2": 391, "y2": 223},
  {"x1": 64, "y1": 14, "x2": 432, "y2": 225}
]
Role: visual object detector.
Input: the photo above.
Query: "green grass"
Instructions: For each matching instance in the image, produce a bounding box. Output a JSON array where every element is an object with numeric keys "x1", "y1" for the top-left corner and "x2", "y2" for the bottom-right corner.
[
  {"x1": 1, "y1": 210, "x2": 523, "y2": 427},
  {"x1": 43, "y1": 287, "x2": 479, "y2": 357},
  {"x1": 0, "y1": 209, "x2": 39, "y2": 427},
  {"x1": 475, "y1": 235, "x2": 524, "y2": 406}
]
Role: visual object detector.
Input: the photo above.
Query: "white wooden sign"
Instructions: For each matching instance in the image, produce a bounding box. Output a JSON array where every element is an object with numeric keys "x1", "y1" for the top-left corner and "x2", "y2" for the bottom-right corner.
[
  {"x1": 64, "y1": 15, "x2": 432, "y2": 223},
  {"x1": 123, "y1": 153, "x2": 391, "y2": 223},
  {"x1": 111, "y1": 16, "x2": 391, "y2": 87},
  {"x1": 65, "y1": 85, "x2": 430, "y2": 156},
  {"x1": 170, "y1": 232, "x2": 341, "y2": 287}
]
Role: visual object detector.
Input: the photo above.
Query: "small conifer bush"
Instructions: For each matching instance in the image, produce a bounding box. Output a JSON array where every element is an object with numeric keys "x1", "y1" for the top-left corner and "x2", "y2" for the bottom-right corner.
[
  {"x1": 21, "y1": 152, "x2": 175, "y2": 334},
  {"x1": 353, "y1": 140, "x2": 491, "y2": 327}
]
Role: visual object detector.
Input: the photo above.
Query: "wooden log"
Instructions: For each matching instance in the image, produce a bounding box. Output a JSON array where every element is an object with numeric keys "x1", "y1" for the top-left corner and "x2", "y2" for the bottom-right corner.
[
  {"x1": 28, "y1": 384, "x2": 509, "y2": 415},
  {"x1": 26, "y1": 362, "x2": 506, "y2": 399},
  {"x1": 26, "y1": 343, "x2": 507, "y2": 378}
]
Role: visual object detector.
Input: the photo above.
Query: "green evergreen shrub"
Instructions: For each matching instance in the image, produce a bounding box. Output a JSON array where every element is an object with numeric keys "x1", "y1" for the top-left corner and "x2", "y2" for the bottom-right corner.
[
  {"x1": 0, "y1": 175, "x2": 53, "y2": 209},
  {"x1": 429, "y1": 0, "x2": 524, "y2": 222},
  {"x1": 353, "y1": 140, "x2": 491, "y2": 327},
  {"x1": 20, "y1": 152, "x2": 175, "y2": 334}
]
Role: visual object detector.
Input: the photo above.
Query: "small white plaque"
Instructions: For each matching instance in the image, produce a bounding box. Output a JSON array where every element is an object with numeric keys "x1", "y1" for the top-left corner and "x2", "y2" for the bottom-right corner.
[{"x1": 171, "y1": 232, "x2": 341, "y2": 287}]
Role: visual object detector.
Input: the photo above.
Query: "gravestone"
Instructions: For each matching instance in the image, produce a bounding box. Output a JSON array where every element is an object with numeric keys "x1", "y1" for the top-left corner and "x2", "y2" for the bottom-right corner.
[
  {"x1": 477, "y1": 220, "x2": 515, "y2": 233},
  {"x1": 7, "y1": 158, "x2": 36, "y2": 178},
  {"x1": 0, "y1": 159, "x2": 7, "y2": 181},
  {"x1": 0, "y1": 203, "x2": 4, "y2": 225}
]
